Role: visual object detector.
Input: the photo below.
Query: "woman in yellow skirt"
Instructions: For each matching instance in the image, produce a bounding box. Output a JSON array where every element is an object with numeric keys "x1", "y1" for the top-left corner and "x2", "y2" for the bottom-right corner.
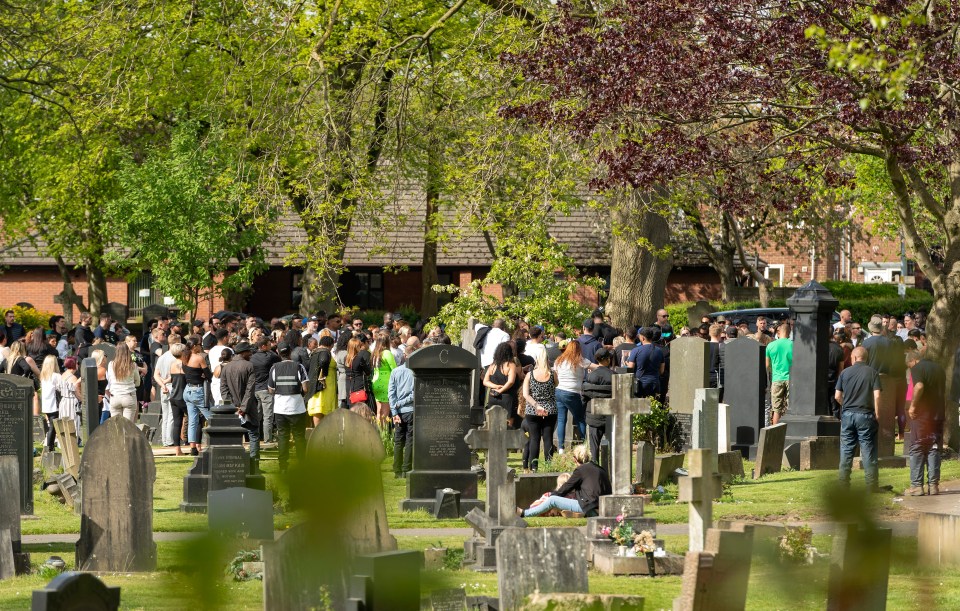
[{"x1": 306, "y1": 335, "x2": 337, "y2": 426}]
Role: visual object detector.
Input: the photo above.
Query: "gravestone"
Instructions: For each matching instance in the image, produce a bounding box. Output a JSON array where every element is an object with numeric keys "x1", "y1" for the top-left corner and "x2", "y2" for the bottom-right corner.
[
  {"x1": 465, "y1": 405, "x2": 524, "y2": 522},
  {"x1": 799, "y1": 436, "x2": 841, "y2": 470},
  {"x1": 717, "y1": 451, "x2": 745, "y2": 482},
  {"x1": 208, "y1": 487, "x2": 273, "y2": 541},
  {"x1": 599, "y1": 437, "x2": 610, "y2": 473},
  {"x1": 653, "y1": 453, "x2": 685, "y2": 486},
  {"x1": 104, "y1": 302, "x2": 128, "y2": 325},
  {"x1": 0, "y1": 374, "x2": 35, "y2": 514},
  {"x1": 0, "y1": 456, "x2": 28, "y2": 574},
  {"x1": 717, "y1": 403, "x2": 731, "y2": 453},
  {"x1": 94, "y1": 343, "x2": 116, "y2": 363},
  {"x1": 308, "y1": 409, "x2": 397, "y2": 554},
  {"x1": 81, "y1": 358, "x2": 100, "y2": 443},
  {"x1": 516, "y1": 473, "x2": 561, "y2": 510},
  {"x1": 636, "y1": 441, "x2": 655, "y2": 489},
  {"x1": 678, "y1": 449, "x2": 723, "y2": 553},
  {"x1": 782, "y1": 282, "x2": 841, "y2": 445},
  {"x1": 0, "y1": 529, "x2": 13, "y2": 579},
  {"x1": 692, "y1": 388, "x2": 720, "y2": 453},
  {"x1": 673, "y1": 528, "x2": 755, "y2": 611},
  {"x1": 428, "y1": 588, "x2": 468, "y2": 610},
  {"x1": 687, "y1": 300, "x2": 713, "y2": 329},
  {"x1": 433, "y1": 488, "x2": 461, "y2": 519},
  {"x1": 722, "y1": 338, "x2": 767, "y2": 459},
  {"x1": 52, "y1": 418, "x2": 80, "y2": 479},
  {"x1": 181, "y1": 402, "x2": 265, "y2": 513},
  {"x1": 141, "y1": 304, "x2": 169, "y2": 331},
  {"x1": 752, "y1": 424, "x2": 787, "y2": 479},
  {"x1": 31, "y1": 572, "x2": 121, "y2": 611},
  {"x1": 54, "y1": 473, "x2": 80, "y2": 509},
  {"x1": 401, "y1": 345, "x2": 483, "y2": 515},
  {"x1": 668, "y1": 338, "x2": 710, "y2": 445},
  {"x1": 463, "y1": 469, "x2": 525, "y2": 572},
  {"x1": 76, "y1": 417, "x2": 157, "y2": 571},
  {"x1": 496, "y1": 528, "x2": 588, "y2": 611},
  {"x1": 827, "y1": 524, "x2": 891, "y2": 611},
  {"x1": 591, "y1": 373, "x2": 652, "y2": 495},
  {"x1": 346, "y1": 550, "x2": 422, "y2": 610},
  {"x1": 459, "y1": 318, "x2": 485, "y2": 426}
]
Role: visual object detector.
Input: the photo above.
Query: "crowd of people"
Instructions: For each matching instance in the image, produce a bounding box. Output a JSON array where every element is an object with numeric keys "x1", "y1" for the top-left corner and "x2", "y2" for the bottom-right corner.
[{"x1": 1, "y1": 302, "x2": 945, "y2": 502}]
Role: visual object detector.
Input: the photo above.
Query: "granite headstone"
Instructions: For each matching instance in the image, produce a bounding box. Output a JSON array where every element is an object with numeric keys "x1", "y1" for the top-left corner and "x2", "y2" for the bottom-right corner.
[
  {"x1": 81, "y1": 358, "x2": 100, "y2": 443},
  {"x1": 31, "y1": 572, "x2": 121, "y2": 611},
  {"x1": 0, "y1": 374, "x2": 35, "y2": 514},
  {"x1": 0, "y1": 456, "x2": 29, "y2": 574},
  {"x1": 753, "y1": 424, "x2": 787, "y2": 479},
  {"x1": 401, "y1": 345, "x2": 482, "y2": 515},
  {"x1": 827, "y1": 524, "x2": 891, "y2": 611},
  {"x1": 76, "y1": 417, "x2": 157, "y2": 571},
  {"x1": 723, "y1": 337, "x2": 767, "y2": 459},
  {"x1": 495, "y1": 528, "x2": 589, "y2": 611}
]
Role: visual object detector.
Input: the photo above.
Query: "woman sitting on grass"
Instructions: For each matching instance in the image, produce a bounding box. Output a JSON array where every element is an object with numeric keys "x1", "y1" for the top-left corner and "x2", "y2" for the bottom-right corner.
[{"x1": 518, "y1": 444, "x2": 611, "y2": 518}]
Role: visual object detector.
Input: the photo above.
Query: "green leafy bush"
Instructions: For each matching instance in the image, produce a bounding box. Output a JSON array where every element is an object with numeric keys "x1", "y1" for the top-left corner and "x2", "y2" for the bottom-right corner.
[
  {"x1": 632, "y1": 398, "x2": 685, "y2": 452},
  {"x1": 6, "y1": 305, "x2": 57, "y2": 334},
  {"x1": 821, "y1": 280, "x2": 928, "y2": 300}
]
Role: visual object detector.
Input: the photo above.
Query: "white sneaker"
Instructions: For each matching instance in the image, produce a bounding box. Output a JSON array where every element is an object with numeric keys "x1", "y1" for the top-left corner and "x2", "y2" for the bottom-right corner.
[{"x1": 558, "y1": 448, "x2": 565, "y2": 454}]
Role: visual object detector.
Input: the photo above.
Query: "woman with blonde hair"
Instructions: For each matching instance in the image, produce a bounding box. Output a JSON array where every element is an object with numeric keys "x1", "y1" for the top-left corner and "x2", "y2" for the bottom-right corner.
[
  {"x1": 39, "y1": 355, "x2": 62, "y2": 451},
  {"x1": 345, "y1": 335, "x2": 373, "y2": 411},
  {"x1": 370, "y1": 330, "x2": 397, "y2": 424},
  {"x1": 107, "y1": 343, "x2": 141, "y2": 421},
  {"x1": 521, "y1": 349, "x2": 558, "y2": 472}
]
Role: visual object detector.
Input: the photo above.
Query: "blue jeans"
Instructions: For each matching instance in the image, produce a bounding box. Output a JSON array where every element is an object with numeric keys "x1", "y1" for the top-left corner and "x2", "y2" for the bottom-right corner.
[
  {"x1": 523, "y1": 494, "x2": 582, "y2": 517},
  {"x1": 909, "y1": 428, "x2": 941, "y2": 487},
  {"x1": 839, "y1": 410, "x2": 879, "y2": 489},
  {"x1": 555, "y1": 389, "x2": 585, "y2": 450},
  {"x1": 184, "y1": 385, "x2": 208, "y2": 443}
]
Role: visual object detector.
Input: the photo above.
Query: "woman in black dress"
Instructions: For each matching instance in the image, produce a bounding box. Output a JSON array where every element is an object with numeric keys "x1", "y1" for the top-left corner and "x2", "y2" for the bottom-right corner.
[
  {"x1": 344, "y1": 336, "x2": 373, "y2": 410},
  {"x1": 483, "y1": 342, "x2": 521, "y2": 416}
]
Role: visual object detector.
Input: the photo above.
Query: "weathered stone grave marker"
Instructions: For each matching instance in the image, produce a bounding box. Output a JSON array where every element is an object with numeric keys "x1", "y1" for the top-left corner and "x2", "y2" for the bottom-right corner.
[
  {"x1": 0, "y1": 456, "x2": 29, "y2": 574},
  {"x1": 673, "y1": 527, "x2": 755, "y2": 611},
  {"x1": 52, "y1": 417, "x2": 80, "y2": 479},
  {"x1": 401, "y1": 345, "x2": 482, "y2": 515},
  {"x1": 636, "y1": 440, "x2": 655, "y2": 489},
  {"x1": 0, "y1": 374, "x2": 35, "y2": 514},
  {"x1": 669, "y1": 338, "x2": 710, "y2": 447},
  {"x1": 653, "y1": 453, "x2": 685, "y2": 486},
  {"x1": 31, "y1": 572, "x2": 121, "y2": 611},
  {"x1": 678, "y1": 449, "x2": 723, "y2": 553},
  {"x1": 495, "y1": 528, "x2": 589, "y2": 611},
  {"x1": 692, "y1": 388, "x2": 720, "y2": 453},
  {"x1": 76, "y1": 417, "x2": 156, "y2": 571},
  {"x1": 753, "y1": 423, "x2": 787, "y2": 479},
  {"x1": 465, "y1": 405, "x2": 524, "y2": 521},
  {"x1": 592, "y1": 373, "x2": 652, "y2": 495}
]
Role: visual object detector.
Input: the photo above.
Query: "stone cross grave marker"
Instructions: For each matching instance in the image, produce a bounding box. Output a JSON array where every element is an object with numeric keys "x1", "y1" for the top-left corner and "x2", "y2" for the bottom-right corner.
[
  {"x1": 31, "y1": 572, "x2": 121, "y2": 611},
  {"x1": 52, "y1": 417, "x2": 80, "y2": 479},
  {"x1": 496, "y1": 528, "x2": 589, "y2": 611},
  {"x1": 81, "y1": 358, "x2": 100, "y2": 443},
  {"x1": 673, "y1": 527, "x2": 755, "y2": 611},
  {"x1": 465, "y1": 405, "x2": 524, "y2": 521},
  {"x1": 0, "y1": 456, "x2": 29, "y2": 575},
  {"x1": 0, "y1": 374, "x2": 35, "y2": 514},
  {"x1": 76, "y1": 417, "x2": 157, "y2": 572},
  {"x1": 692, "y1": 388, "x2": 720, "y2": 453},
  {"x1": 678, "y1": 449, "x2": 723, "y2": 553},
  {"x1": 591, "y1": 373, "x2": 652, "y2": 495}
]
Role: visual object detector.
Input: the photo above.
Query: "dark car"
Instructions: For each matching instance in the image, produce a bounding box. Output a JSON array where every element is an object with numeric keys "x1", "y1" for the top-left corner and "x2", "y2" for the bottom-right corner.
[{"x1": 706, "y1": 307, "x2": 841, "y2": 333}]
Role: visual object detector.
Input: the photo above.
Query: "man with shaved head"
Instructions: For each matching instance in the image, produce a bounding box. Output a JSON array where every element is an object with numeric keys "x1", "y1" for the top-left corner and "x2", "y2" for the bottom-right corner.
[{"x1": 835, "y1": 346, "x2": 883, "y2": 492}]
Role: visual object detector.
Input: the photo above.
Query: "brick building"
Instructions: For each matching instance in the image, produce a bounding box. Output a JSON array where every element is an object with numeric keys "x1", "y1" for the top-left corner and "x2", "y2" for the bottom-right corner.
[{"x1": 0, "y1": 205, "x2": 918, "y2": 321}]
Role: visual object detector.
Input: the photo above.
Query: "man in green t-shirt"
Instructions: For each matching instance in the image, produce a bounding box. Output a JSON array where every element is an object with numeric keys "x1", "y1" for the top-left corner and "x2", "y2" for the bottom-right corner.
[{"x1": 765, "y1": 322, "x2": 793, "y2": 424}]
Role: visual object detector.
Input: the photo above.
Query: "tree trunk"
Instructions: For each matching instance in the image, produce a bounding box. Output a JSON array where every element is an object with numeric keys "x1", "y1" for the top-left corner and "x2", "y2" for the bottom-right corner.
[
  {"x1": 727, "y1": 212, "x2": 773, "y2": 307},
  {"x1": 716, "y1": 253, "x2": 738, "y2": 303},
  {"x1": 299, "y1": 264, "x2": 343, "y2": 316},
  {"x1": 420, "y1": 133, "x2": 441, "y2": 320},
  {"x1": 85, "y1": 262, "x2": 108, "y2": 318},
  {"x1": 605, "y1": 194, "x2": 673, "y2": 329}
]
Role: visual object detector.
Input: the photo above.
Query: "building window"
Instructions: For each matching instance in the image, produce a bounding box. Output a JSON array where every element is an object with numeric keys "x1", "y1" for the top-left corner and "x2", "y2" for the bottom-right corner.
[
  {"x1": 355, "y1": 271, "x2": 384, "y2": 309},
  {"x1": 765, "y1": 265, "x2": 784, "y2": 287}
]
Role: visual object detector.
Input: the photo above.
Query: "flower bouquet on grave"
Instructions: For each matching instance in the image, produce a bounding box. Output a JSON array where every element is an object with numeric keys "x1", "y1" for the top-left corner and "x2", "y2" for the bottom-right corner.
[
  {"x1": 633, "y1": 530, "x2": 657, "y2": 576},
  {"x1": 605, "y1": 514, "x2": 635, "y2": 555}
]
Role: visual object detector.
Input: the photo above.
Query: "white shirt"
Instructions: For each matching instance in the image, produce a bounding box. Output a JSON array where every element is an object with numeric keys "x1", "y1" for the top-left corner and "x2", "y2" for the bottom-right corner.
[
  {"x1": 553, "y1": 357, "x2": 591, "y2": 393},
  {"x1": 155, "y1": 350, "x2": 175, "y2": 391},
  {"x1": 208, "y1": 345, "x2": 227, "y2": 403},
  {"x1": 40, "y1": 374, "x2": 62, "y2": 414},
  {"x1": 269, "y1": 362, "x2": 308, "y2": 415},
  {"x1": 477, "y1": 325, "x2": 510, "y2": 368},
  {"x1": 525, "y1": 341, "x2": 546, "y2": 364}
]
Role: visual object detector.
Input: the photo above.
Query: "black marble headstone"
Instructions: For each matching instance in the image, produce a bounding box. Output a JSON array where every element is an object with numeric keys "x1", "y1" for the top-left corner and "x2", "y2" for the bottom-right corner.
[
  {"x1": 346, "y1": 550, "x2": 422, "y2": 611},
  {"x1": 784, "y1": 281, "x2": 841, "y2": 442},
  {"x1": 433, "y1": 488, "x2": 461, "y2": 519},
  {"x1": 81, "y1": 358, "x2": 100, "y2": 443},
  {"x1": 400, "y1": 345, "x2": 482, "y2": 514},
  {"x1": 141, "y1": 304, "x2": 169, "y2": 331},
  {"x1": 31, "y1": 572, "x2": 120, "y2": 611},
  {"x1": 209, "y1": 446, "x2": 249, "y2": 492},
  {"x1": 0, "y1": 374, "x2": 35, "y2": 514},
  {"x1": 723, "y1": 338, "x2": 767, "y2": 459}
]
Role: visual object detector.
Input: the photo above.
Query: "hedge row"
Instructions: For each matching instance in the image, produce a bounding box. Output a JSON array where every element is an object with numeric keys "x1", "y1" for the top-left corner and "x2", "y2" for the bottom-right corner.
[{"x1": 6, "y1": 305, "x2": 58, "y2": 333}]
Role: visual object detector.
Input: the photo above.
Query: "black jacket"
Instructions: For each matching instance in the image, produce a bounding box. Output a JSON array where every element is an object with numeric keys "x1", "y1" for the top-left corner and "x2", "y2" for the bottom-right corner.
[
  {"x1": 582, "y1": 367, "x2": 613, "y2": 428},
  {"x1": 552, "y1": 461, "x2": 611, "y2": 517}
]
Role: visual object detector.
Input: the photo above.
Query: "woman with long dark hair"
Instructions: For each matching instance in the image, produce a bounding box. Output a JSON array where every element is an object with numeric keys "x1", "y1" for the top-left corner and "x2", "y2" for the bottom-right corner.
[
  {"x1": 345, "y1": 336, "x2": 373, "y2": 410},
  {"x1": 333, "y1": 331, "x2": 353, "y2": 409},
  {"x1": 183, "y1": 336, "x2": 212, "y2": 452},
  {"x1": 484, "y1": 342, "x2": 521, "y2": 418}
]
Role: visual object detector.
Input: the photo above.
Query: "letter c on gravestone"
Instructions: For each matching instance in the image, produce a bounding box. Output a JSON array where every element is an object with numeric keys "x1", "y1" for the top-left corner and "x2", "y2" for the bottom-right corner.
[{"x1": 439, "y1": 349, "x2": 449, "y2": 364}]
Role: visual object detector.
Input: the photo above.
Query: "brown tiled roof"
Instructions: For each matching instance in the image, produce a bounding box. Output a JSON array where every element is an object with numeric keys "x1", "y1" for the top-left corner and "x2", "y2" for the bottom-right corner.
[{"x1": 0, "y1": 198, "x2": 753, "y2": 270}]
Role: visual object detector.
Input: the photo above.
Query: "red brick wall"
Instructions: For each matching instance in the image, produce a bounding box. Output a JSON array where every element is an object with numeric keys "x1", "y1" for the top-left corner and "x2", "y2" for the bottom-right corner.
[
  {"x1": 665, "y1": 268, "x2": 722, "y2": 303},
  {"x1": 0, "y1": 267, "x2": 126, "y2": 319}
]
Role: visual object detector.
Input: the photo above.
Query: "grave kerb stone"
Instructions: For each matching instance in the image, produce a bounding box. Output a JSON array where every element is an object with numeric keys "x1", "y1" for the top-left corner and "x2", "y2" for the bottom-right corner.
[{"x1": 591, "y1": 374, "x2": 652, "y2": 495}]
